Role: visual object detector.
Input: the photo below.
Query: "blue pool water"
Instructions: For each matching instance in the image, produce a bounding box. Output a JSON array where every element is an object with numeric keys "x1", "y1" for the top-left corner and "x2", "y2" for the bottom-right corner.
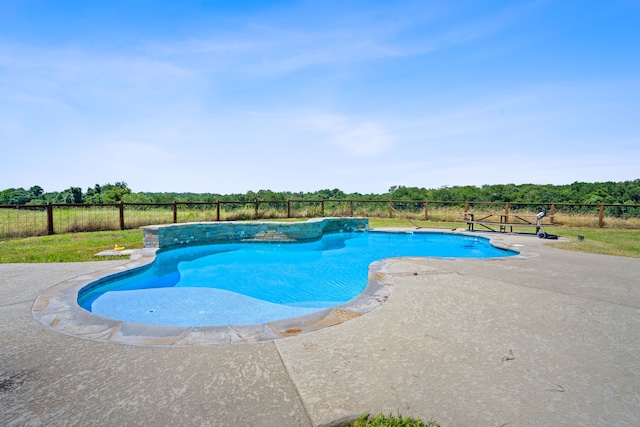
[{"x1": 79, "y1": 231, "x2": 516, "y2": 327}]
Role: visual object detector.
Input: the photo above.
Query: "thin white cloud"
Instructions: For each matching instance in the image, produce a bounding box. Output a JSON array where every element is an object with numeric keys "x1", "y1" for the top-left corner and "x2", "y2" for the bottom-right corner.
[
  {"x1": 434, "y1": 0, "x2": 548, "y2": 47},
  {"x1": 136, "y1": 1, "x2": 542, "y2": 77},
  {"x1": 0, "y1": 0, "x2": 545, "y2": 96},
  {"x1": 0, "y1": 41, "x2": 194, "y2": 101},
  {"x1": 300, "y1": 114, "x2": 395, "y2": 156},
  {"x1": 330, "y1": 121, "x2": 394, "y2": 157}
]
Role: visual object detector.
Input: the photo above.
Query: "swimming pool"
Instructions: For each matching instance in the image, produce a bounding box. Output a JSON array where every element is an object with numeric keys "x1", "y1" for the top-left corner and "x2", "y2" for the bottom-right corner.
[{"x1": 78, "y1": 231, "x2": 516, "y2": 327}]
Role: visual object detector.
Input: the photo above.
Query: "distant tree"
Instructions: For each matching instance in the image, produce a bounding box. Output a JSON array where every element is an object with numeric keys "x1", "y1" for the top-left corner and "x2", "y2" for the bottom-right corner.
[
  {"x1": 56, "y1": 190, "x2": 72, "y2": 204},
  {"x1": 390, "y1": 186, "x2": 428, "y2": 200},
  {"x1": 313, "y1": 188, "x2": 346, "y2": 199},
  {"x1": 100, "y1": 181, "x2": 130, "y2": 191},
  {"x1": 28, "y1": 185, "x2": 44, "y2": 199},
  {"x1": 430, "y1": 186, "x2": 455, "y2": 201},
  {"x1": 3, "y1": 180, "x2": 640, "y2": 206},
  {"x1": 102, "y1": 187, "x2": 131, "y2": 203},
  {"x1": 0, "y1": 189, "x2": 10, "y2": 204},
  {"x1": 583, "y1": 189, "x2": 613, "y2": 204},
  {"x1": 56, "y1": 187, "x2": 83, "y2": 204},
  {"x1": 84, "y1": 184, "x2": 102, "y2": 204},
  {"x1": 99, "y1": 182, "x2": 132, "y2": 203},
  {"x1": 0, "y1": 188, "x2": 22, "y2": 204},
  {"x1": 256, "y1": 189, "x2": 286, "y2": 201},
  {"x1": 242, "y1": 190, "x2": 257, "y2": 202},
  {"x1": 121, "y1": 192, "x2": 152, "y2": 203},
  {"x1": 10, "y1": 188, "x2": 31, "y2": 205}
]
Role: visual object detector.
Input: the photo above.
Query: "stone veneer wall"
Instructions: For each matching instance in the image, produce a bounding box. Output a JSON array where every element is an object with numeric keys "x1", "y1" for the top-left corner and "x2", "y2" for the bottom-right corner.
[{"x1": 142, "y1": 218, "x2": 369, "y2": 249}]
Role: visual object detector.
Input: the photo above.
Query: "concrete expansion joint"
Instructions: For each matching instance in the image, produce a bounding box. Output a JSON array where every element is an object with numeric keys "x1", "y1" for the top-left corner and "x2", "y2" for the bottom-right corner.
[{"x1": 273, "y1": 342, "x2": 316, "y2": 427}]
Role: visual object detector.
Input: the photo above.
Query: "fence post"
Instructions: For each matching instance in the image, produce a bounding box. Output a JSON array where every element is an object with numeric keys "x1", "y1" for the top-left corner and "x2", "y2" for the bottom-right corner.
[
  {"x1": 321, "y1": 200, "x2": 325, "y2": 217},
  {"x1": 119, "y1": 201, "x2": 125, "y2": 230},
  {"x1": 254, "y1": 200, "x2": 259, "y2": 218},
  {"x1": 287, "y1": 200, "x2": 291, "y2": 218},
  {"x1": 550, "y1": 203, "x2": 555, "y2": 225},
  {"x1": 350, "y1": 200, "x2": 354, "y2": 217},
  {"x1": 173, "y1": 202, "x2": 178, "y2": 223},
  {"x1": 504, "y1": 202, "x2": 510, "y2": 223},
  {"x1": 598, "y1": 204, "x2": 604, "y2": 228},
  {"x1": 216, "y1": 202, "x2": 220, "y2": 221},
  {"x1": 424, "y1": 200, "x2": 429, "y2": 220},
  {"x1": 47, "y1": 203, "x2": 54, "y2": 235},
  {"x1": 388, "y1": 201, "x2": 393, "y2": 218}
]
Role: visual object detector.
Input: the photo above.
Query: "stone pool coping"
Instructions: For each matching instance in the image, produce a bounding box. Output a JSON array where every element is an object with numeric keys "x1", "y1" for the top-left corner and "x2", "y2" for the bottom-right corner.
[{"x1": 31, "y1": 228, "x2": 534, "y2": 346}]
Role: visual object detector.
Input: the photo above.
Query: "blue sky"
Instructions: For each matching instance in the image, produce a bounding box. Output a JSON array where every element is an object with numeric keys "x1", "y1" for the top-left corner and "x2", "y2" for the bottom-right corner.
[{"x1": 1, "y1": 0, "x2": 639, "y2": 194}]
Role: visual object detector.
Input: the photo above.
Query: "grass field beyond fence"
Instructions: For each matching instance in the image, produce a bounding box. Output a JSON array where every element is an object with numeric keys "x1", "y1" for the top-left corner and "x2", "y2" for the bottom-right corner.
[
  {"x1": 1, "y1": 218, "x2": 639, "y2": 263},
  {"x1": 2, "y1": 200, "x2": 640, "y2": 240}
]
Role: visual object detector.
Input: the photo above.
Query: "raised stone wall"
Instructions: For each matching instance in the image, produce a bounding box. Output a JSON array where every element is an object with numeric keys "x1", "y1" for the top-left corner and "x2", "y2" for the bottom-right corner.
[{"x1": 142, "y1": 218, "x2": 369, "y2": 249}]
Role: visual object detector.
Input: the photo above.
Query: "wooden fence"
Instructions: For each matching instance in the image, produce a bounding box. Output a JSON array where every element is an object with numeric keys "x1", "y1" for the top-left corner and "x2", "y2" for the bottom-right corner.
[{"x1": 1, "y1": 200, "x2": 640, "y2": 239}]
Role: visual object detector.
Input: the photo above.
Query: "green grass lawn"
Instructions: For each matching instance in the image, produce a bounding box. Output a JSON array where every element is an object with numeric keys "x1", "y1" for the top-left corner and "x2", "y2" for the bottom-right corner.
[
  {"x1": 0, "y1": 219, "x2": 638, "y2": 263},
  {"x1": 344, "y1": 412, "x2": 439, "y2": 427},
  {"x1": 0, "y1": 229, "x2": 144, "y2": 263},
  {"x1": 544, "y1": 226, "x2": 640, "y2": 258}
]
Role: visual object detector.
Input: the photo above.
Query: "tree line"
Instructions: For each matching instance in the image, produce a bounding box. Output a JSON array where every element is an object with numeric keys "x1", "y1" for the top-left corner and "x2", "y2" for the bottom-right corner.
[{"x1": 1, "y1": 180, "x2": 640, "y2": 206}]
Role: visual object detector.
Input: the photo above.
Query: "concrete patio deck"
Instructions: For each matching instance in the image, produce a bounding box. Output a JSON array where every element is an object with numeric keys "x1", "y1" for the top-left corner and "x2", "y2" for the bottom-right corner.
[{"x1": 2, "y1": 231, "x2": 639, "y2": 426}]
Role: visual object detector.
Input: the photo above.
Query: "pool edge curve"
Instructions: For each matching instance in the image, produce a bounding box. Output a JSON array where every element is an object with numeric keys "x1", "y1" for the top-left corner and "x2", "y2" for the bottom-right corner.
[{"x1": 32, "y1": 225, "x2": 530, "y2": 347}]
